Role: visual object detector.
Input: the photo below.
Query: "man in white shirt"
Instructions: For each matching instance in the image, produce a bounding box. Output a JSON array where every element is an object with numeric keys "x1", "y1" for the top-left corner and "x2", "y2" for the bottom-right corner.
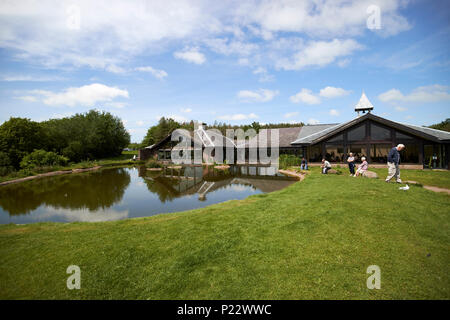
[{"x1": 321, "y1": 158, "x2": 332, "y2": 174}]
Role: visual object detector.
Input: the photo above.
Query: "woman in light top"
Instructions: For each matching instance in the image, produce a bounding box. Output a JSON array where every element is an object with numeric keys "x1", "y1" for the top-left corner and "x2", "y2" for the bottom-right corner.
[{"x1": 355, "y1": 157, "x2": 368, "y2": 177}]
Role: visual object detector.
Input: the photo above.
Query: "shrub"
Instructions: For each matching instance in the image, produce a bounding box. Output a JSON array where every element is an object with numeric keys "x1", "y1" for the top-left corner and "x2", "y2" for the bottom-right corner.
[
  {"x1": 20, "y1": 149, "x2": 68, "y2": 169},
  {"x1": 279, "y1": 154, "x2": 301, "y2": 169},
  {"x1": 146, "y1": 159, "x2": 162, "y2": 168}
]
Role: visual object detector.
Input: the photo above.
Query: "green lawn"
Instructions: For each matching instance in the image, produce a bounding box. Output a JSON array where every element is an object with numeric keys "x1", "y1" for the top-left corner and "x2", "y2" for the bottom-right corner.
[{"x1": 0, "y1": 170, "x2": 449, "y2": 299}]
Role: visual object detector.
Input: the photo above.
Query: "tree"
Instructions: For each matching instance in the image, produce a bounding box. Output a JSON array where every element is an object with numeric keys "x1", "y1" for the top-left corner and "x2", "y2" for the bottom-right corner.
[
  {"x1": 428, "y1": 118, "x2": 450, "y2": 132},
  {"x1": 0, "y1": 117, "x2": 46, "y2": 169}
]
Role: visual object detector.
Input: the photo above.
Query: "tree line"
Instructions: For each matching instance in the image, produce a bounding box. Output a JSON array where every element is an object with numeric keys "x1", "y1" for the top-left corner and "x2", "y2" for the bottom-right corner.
[
  {"x1": 140, "y1": 117, "x2": 305, "y2": 148},
  {"x1": 0, "y1": 110, "x2": 130, "y2": 172}
]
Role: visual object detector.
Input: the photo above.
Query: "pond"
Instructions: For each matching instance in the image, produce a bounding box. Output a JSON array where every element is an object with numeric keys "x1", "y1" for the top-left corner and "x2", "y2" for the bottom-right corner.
[{"x1": 0, "y1": 165, "x2": 296, "y2": 224}]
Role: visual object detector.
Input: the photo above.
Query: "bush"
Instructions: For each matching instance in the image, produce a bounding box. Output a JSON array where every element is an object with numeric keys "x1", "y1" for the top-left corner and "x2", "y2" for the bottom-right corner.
[
  {"x1": 279, "y1": 154, "x2": 301, "y2": 169},
  {"x1": 146, "y1": 159, "x2": 162, "y2": 168},
  {"x1": 20, "y1": 149, "x2": 68, "y2": 169}
]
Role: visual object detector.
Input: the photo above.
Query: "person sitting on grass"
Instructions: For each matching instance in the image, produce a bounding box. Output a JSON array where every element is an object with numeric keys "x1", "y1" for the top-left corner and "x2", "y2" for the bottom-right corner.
[
  {"x1": 354, "y1": 157, "x2": 368, "y2": 177},
  {"x1": 300, "y1": 157, "x2": 308, "y2": 170},
  {"x1": 321, "y1": 158, "x2": 331, "y2": 174}
]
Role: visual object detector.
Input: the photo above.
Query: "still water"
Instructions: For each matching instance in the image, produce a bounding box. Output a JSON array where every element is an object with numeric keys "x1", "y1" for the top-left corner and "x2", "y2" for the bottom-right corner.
[{"x1": 0, "y1": 166, "x2": 296, "y2": 224}]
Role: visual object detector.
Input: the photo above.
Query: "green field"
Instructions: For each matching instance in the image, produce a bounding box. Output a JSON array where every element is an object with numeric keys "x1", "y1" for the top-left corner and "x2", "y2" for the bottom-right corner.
[{"x1": 0, "y1": 169, "x2": 449, "y2": 299}]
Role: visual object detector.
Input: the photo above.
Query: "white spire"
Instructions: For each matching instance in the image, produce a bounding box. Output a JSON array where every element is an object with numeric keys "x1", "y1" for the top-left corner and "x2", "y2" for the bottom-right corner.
[{"x1": 355, "y1": 91, "x2": 374, "y2": 115}]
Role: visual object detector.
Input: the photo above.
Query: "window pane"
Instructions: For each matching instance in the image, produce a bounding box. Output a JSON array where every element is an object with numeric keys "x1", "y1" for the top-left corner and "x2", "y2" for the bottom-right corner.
[
  {"x1": 309, "y1": 144, "x2": 322, "y2": 162},
  {"x1": 348, "y1": 145, "x2": 365, "y2": 160},
  {"x1": 348, "y1": 124, "x2": 366, "y2": 141},
  {"x1": 327, "y1": 134, "x2": 343, "y2": 142},
  {"x1": 325, "y1": 145, "x2": 344, "y2": 162},
  {"x1": 371, "y1": 123, "x2": 391, "y2": 140},
  {"x1": 400, "y1": 144, "x2": 419, "y2": 163},
  {"x1": 396, "y1": 131, "x2": 414, "y2": 140},
  {"x1": 370, "y1": 144, "x2": 391, "y2": 163}
]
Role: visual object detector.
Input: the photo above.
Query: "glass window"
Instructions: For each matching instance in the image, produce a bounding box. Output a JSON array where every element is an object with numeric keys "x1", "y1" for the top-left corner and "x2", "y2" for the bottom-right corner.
[
  {"x1": 309, "y1": 144, "x2": 322, "y2": 162},
  {"x1": 371, "y1": 123, "x2": 391, "y2": 140},
  {"x1": 400, "y1": 144, "x2": 419, "y2": 163},
  {"x1": 370, "y1": 144, "x2": 391, "y2": 163},
  {"x1": 396, "y1": 131, "x2": 414, "y2": 140},
  {"x1": 424, "y1": 145, "x2": 434, "y2": 168},
  {"x1": 348, "y1": 145, "x2": 365, "y2": 161},
  {"x1": 325, "y1": 145, "x2": 345, "y2": 162},
  {"x1": 327, "y1": 134, "x2": 344, "y2": 143},
  {"x1": 348, "y1": 124, "x2": 366, "y2": 141}
]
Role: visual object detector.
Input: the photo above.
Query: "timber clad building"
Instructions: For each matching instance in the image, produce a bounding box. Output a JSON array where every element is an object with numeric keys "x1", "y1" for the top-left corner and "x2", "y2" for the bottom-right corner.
[{"x1": 140, "y1": 93, "x2": 450, "y2": 169}]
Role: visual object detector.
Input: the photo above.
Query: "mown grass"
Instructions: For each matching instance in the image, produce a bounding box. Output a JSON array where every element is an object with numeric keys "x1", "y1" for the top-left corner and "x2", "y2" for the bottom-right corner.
[{"x1": 0, "y1": 169, "x2": 449, "y2": 299}]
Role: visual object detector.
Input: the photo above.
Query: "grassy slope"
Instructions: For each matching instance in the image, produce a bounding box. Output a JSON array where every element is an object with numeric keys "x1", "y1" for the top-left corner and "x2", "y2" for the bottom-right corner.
[
  {"x1": 369, "y1": 168, "x2": 450, "y2": 189},
  {"x1": 0, "y1": 171, "x2": 449, "y2": 299}
]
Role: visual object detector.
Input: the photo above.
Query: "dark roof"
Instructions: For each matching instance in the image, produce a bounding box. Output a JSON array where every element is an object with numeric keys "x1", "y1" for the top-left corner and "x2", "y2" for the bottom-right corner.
[
  {"x1": 242, "y1": 127, "x2": 303, "y2": 148},
  {"x1": 291, "y1": 113, "x2": 450, "y2": 145}
]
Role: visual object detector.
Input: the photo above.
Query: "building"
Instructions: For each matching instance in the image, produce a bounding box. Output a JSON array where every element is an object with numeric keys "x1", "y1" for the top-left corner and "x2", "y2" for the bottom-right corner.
[
  {"x1": 290, "y1": 93, "x2": 450, "y2": 169},
  {"x1": 139, "y1": 93, "x2": 450, "y2": 169}
]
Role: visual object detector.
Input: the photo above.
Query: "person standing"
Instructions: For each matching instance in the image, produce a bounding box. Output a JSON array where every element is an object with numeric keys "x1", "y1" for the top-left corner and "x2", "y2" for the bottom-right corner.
[
  {"x1": 385, "y1": 144, "x2": 405, "y2": 183},
  {"x1": 347, "y1": 152, "x2": 355, "y2": 176}
]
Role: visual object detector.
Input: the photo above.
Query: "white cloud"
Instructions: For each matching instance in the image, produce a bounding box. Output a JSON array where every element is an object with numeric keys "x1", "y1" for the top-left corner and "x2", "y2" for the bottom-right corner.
[
  {"x1": 246, "y1": 0, "x2": 410, "y2": 38},
  {"x1": 378, "y1": 85, "x2": 450, "y2": 103},
  {"x1": 105, "y1": 64, "x2": 127, "y2": 74},
  {"x1": 205, "y1": 38, "x2": 258, "y2": 56},
  {"x1": 0, "y1": 1, "x2": 410, "y2": 72},
  {"x1": 252, "y1": 67, "x2": 275, "y2": 82},
  {"x1": 218, "y1": 113, "x2": 258, "y2": 121},
  {"x1": 284, "y1": 111, "x2": 299, "y2": 118},
  {"x1": 307, "y1": 118, "x2": 320, "y2": 125},
  {"x1": 290, "y1": 89, "x2": 321, "y2": 105},
  {"x1": 319, "y1": 86, "x2": 351, "y2": 98},
  {"x1": 174, "y1": 47, "x2": 206, "y2": 64},
  {"x1": 23, "y1": 83, "x2": 129, "y2": 107},
  {"x1": 2, "y1": 75, "x2": 65, "y2": 82},
  {"x1": 329, "y1": 109, "x2": 340, "y2": 116},
  {"x1": 16, "y1": 95, "x2": 38, "y2": 102},
  {"x1": 237, "y1": 89, "x2": 279, "y2": 103},
  {"x1": 135, "y1": 66, "x2": 168, "y2": 79},
  {"x1": 277, "y1": 39, "x2": 363, "y2": 70},
  {"x1": 180, "y1": 108, "x2": 192, "y2": 113},
  {"x1": 136, "y1": 120, "x2": 145, "y2": 126},
  {"x1": 394, "y1": 106, "x2": 407, "y2": 112}
]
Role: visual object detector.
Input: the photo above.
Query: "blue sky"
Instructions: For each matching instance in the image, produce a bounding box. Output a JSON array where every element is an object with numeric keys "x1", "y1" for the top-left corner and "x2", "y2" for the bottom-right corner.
[{"x1": 0, "y1": 0, "x2": 449, "y2": 142}]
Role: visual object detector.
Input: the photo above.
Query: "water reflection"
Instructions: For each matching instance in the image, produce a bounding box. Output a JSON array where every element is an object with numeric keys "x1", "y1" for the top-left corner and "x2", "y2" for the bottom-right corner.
[
  {"x1": 0, "y1": 168, "x2": 131, "y2": 215},
  {"x1": 0, "y1": 165, "x2": 295, "y2": 224}
]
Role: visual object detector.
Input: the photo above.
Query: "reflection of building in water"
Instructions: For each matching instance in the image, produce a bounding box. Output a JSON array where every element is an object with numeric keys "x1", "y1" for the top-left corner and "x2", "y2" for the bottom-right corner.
[{"x1": 139, "y1": 165, "x2": 295, "y2": 201}]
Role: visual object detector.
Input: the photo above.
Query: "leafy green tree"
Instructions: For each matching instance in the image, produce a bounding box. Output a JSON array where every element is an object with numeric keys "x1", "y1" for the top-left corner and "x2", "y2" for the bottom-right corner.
[
  {"x1": 0, "y1": 117, "x2": 46, "y2": 169},
  {"x1": 20, "y1": 149, "x2": 68, "y2": 169},
  {"x1": 428, "y1": 118, "x2": 450, "y2": 132},
  {"x1": 0, "y1": 151, "x2": 14, "y2": 176}
]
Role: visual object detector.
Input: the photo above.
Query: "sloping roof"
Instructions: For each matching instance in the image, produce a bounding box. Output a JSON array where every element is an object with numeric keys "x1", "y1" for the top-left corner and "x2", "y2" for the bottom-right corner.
[
  {"x1": 291, "y1": 113, "x2": 450, "y2": 145},
  {"x1": 291, "y1": 123, "x2": 341, "y2": 144},
  {"x1": 398, "y1": 123, "x2": 450, "y2": 141},
  {"x1": 241, "y1": 127, "x2": 303, "y2": 148}
]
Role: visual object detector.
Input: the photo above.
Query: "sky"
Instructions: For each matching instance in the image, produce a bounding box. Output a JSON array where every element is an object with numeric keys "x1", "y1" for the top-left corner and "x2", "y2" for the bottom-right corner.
[{"x1": 0, "y1": 0, "x2": 449, "y2": 143}]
